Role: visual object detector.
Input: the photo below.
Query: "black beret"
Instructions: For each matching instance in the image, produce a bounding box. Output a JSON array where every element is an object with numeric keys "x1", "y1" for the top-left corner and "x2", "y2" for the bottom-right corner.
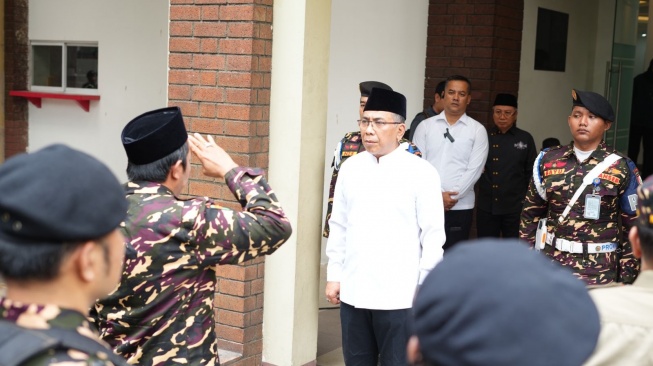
[
  {"x1": 0, "y1": 144, "x2": 127, "y2": 246},
  {"x1": 363, "y1": 88, "x2": 407, "y2": 120},
  {"x1": 493, "y1": 93, "x2": 518, "y2": 108},
  {"x1": 359, "y1": 81, "x2": 392, "y2": 97},
  {"x1": 572, "y1": 89, "x2": 615, "y2": 122},
  {"x1": 413, "y1": 239, "x2": 600, "y2": 366},
  {"x1": 637, "y1": 175, "x2": 653, "y2": 228},
  {"x1": 122, "y1": 106, "x2": 188, "y2": 165}
]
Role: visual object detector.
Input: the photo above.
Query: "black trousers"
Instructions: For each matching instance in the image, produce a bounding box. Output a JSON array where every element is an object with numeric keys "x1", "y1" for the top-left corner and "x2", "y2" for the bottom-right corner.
[
  {"x1": 340, "y1": 302, "x2": 410, "y2": 366},
  {"x1": 476, "y1": 209, "x2": 520, "y2": 238},
  {"x1": 628, "y1": 123, "x2": 653, "y2": 178},
  {"x1": 443, "y1": 209, "x2": 473, "y2": 251}
]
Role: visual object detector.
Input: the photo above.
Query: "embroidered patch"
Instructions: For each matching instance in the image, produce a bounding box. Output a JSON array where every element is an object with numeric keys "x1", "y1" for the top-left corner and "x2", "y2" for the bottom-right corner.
[
  {"x1": 544, "y1": 168, "x2": 565, "y2": 176},
  {"x1": 514, "y1": 141, "x2": 527, "y2": 150},
  {"x1": 341, "y1": 151, "x2": 357, "y2": 157},
  {"x1": 544, "y1": 161, "x2": 567, "y2": 169},
  {"x1": 598, "y1": 173, "x2": 621, "y2": 184}
]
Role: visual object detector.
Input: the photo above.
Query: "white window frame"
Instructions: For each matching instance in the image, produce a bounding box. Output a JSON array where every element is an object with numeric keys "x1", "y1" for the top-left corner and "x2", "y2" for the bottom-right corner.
[{"x1": 30, "y1": 41, "x2": 99, "y2": 95}]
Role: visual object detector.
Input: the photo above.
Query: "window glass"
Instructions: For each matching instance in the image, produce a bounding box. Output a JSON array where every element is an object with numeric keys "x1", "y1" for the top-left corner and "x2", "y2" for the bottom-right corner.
[
  {"x1": 67, "y1": 46, "x2": 98, "y2": 89},
  {"x1": 32, "y1": 45, "x2": 62, "y2": 87}
]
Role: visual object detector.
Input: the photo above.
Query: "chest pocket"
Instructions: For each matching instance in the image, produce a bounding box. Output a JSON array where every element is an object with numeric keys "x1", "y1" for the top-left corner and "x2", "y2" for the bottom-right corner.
[{"x1": 596, "y1": 182, "x2": 619, "y2": 197}]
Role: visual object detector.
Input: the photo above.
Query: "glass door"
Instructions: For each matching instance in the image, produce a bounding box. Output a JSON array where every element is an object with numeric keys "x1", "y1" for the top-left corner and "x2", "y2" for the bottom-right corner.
[{"x1": 606, "y1": 0, "x2": 648, "y2": 152}]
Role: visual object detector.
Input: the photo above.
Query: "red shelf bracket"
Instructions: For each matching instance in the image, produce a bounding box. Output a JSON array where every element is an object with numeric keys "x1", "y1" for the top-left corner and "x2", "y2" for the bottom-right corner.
[{"x1": 9, "y1": 90, "x2": 100, "y2": 112}]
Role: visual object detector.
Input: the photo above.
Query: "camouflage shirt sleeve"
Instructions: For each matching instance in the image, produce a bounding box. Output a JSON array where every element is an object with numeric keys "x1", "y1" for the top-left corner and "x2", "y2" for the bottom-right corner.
[
  {"x1": 323, "y1": 165, "x2": 339, "y2": 238},
  {"x1": 519, "y1": 157, "x2": 548, "y2": 246},
  {"x1": 195, "y1": 167, "x2": 292, "y2": 266},
  {"x1": 617, "y1": 159, "x2": 642, "y2": 283}
]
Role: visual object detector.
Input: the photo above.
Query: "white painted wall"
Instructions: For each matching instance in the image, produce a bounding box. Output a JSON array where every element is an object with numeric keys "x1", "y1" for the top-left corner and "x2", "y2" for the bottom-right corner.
[
  {"x1": 320, "y1": 0, "x2": 429, "y2": 260},
  {"x1": 28, "y1": 0, "x2": 169, "y2": 181},
  {"x1": 518, "y1": 0, "x2": 613, "y2": 149}
]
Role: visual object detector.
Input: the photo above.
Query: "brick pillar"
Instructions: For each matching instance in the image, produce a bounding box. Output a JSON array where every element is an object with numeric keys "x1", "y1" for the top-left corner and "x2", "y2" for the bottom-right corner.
[
  {"x1": 168, "y1": 1, "x2": 273, "y2": 365},
  {"x1": 4, "y1": 0, "x2": 28, "y2": 158},
  {"x1": 424, "y1": 0, "x2": 523, "y2": 125}
]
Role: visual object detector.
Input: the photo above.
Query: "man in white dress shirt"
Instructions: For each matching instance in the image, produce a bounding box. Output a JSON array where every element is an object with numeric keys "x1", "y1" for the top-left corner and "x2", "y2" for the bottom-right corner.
[
  {"x1": 412, "y1": 75, "x2": 488, "y2": 251},
  {"x1": 325, "y1": 87, "x2": 446, "y2": 366}
]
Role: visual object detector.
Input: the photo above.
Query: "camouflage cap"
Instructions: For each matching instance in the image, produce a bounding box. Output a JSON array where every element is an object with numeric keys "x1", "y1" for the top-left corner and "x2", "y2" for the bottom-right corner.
[
  {"x1": 412, "y1": 239, "x2": 600, "y2": 366},
  {"x1": 359, "y1": 81, "x2": 392, "y2": 97},
  {"x1": 122, "y1": 106, "x2": 188, "y2": 165},
  {"x1": 572, "y1": 89, "x2": 615, "y2": 122},
  {"x1": 637, "y1": 175, "x2": 653, "y2": 227},
  {"x1": 0, "y1": 144, "x2": 127, "y2": 246}
]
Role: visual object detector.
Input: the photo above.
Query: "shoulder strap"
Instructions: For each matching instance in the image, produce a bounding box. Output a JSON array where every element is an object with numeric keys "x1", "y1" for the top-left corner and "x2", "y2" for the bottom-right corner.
[
  {"x1": 0, "y1": 321, "x2": 58, "y2": 366},
  {"x1": 558, "y1": 153, "x2": 622, "y2": 223},
  {"x1": 0, "y1": 321, "x2": 128, "y2": 366},
  {"x1": 532, "y1": 150, "x2": 547, "y2": 200}
]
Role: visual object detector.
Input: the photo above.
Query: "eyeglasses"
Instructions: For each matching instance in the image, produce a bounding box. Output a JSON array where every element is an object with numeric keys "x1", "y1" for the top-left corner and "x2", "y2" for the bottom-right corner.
[
  {"x1": 357, "y1": 119, "x2": 403, "y2": 129},
  {"x1": 493, "y1": 110, "x2": 515, "y2": 117}
]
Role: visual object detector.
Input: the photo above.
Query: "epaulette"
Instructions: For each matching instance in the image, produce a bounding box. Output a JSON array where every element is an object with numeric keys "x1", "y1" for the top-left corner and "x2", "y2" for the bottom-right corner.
[
  {"x1": 341, "y1": 131, "x2": 361, "y2": 143},
  {"x1": 541, "y1": 144, "x2": 565, "y2": 154}
]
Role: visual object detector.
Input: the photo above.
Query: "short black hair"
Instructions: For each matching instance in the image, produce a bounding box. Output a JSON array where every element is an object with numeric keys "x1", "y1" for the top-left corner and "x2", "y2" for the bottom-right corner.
[
  {"x1": 637, "y1": 223, "x2": 653, "y2": 262},
  {"x1": 435, "y1": 81, "x2": 446, "y2": 98},
  {"x1": 0, "y1": 241, "x2": 82, "y2": 280},
  {"x1": 127, "y1": 142, "x2": 189, "y2": 182},
  {"x1": 542, "y1": 137, "x2": 561, "y2": 150},
  {"x1": 445, "y1": 75, "x2": 472, "y2": 92}
]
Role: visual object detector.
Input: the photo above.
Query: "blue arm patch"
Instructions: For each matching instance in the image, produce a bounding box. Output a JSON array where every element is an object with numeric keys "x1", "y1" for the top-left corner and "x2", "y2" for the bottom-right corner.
[{"x1": 620, "y1": 159, "x2": 641, "y2": 215}]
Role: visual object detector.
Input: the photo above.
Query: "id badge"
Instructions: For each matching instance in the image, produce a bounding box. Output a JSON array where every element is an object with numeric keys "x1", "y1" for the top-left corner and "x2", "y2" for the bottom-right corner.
[{"x1": 584, "y1": 194, "x2": 601, "y2": 219}]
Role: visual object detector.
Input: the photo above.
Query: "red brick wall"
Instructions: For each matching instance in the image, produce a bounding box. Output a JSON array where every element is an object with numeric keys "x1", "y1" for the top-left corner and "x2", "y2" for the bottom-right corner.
[
  {"x1": 424, "y1": 0, "x2": 523, "y2": 125},
  {"x1": 168, "y1": 1, "x2": 273, "y2": 364},
  {"x1": 4, "y1": 0, "x2": 29, "y2": 158}
]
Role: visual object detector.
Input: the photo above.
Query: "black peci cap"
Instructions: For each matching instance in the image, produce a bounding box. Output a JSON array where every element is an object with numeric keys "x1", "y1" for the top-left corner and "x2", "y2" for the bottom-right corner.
[
  {"x1": 363, "y1": 88, "x2": 407, "y2": 120},
  {"x1": 122, "y1": 106, "x2": 188, "y2": 165},
  {"x1": 0, "y1": 144, "x2": 127, "y2": 246},
  {"x1": 493, "y1": 93, "x2": 518, "y2": 108}
]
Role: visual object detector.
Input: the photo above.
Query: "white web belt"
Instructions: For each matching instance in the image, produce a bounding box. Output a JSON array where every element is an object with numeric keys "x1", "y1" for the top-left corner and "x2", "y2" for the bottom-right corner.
[{"x1": 545, "y1": 233, "x2": 617, "y2": 254}]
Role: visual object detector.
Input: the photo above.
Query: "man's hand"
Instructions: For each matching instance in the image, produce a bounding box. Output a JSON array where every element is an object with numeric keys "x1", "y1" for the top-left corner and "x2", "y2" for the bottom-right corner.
[
  {"x1": 188, "y1": 133, "x2": 239, "y2": 178},
  {"x1": 325, "y1": 281, "x2": 341, "y2": 305},
  {"x1": 442, "y1": 191, "x2": 459, "y2": 211}
]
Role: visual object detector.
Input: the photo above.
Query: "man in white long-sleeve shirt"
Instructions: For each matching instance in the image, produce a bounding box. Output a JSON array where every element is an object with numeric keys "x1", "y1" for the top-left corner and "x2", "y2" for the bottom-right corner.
[
  {"x1": 325, "y1": 87, "x2": 446, "y2": 366},
  {"x1": 412, "y1": 75, "x2": 488, "y2": 251}
]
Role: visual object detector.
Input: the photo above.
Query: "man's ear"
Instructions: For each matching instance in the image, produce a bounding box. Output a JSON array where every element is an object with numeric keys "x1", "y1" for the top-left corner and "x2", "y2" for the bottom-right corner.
[
  {"x1": 604, "y1": 121, "x2": 613, "y2": 132},
  {"x1": 398, "y1": 124, "x2": 406, "y2": 141},
  {"x1": 169, "y1": 160, "x2": 184, "y2": 181},
  {"x1": 74, "y1": 241, "x2": 99, "y2": 283},
  {"x1": 629, "y1": 226, "x2": 642, "y2": 259}
]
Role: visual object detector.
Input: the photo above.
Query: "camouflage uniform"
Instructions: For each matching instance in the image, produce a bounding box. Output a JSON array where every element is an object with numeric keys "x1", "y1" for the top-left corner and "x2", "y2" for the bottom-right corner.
[
  {"x1": 91, "y1": 167, "x2": 291, "y2": 365},
  {"x1": 520, "y1": 142, "x2": 641, "y2": 284},
  {"x1": 0, "y1": 298, "x2": 118, "y2": 365},
  {"x1": 322, "y1": 131, "x2": 422, "y2": 237}
]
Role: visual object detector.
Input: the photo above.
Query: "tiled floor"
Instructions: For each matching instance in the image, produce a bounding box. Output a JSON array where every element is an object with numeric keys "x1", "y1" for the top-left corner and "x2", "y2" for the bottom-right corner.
[{"x1": 317, "y1": 307, "x2": 345, "y2": 366}]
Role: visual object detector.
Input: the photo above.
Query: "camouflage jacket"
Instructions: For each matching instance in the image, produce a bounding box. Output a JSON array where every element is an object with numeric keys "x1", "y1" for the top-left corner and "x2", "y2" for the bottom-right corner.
[
  {"x1": 0, "y1": 298, "x2": 118, "y2": 365},
  {"x1": 519, "y1": 142, "x2": 641, "y2": 285},
  {"x1": 90, "y1": 167, "x2": 292, "y2": 365},
  {"x1": 323, "y1": 131, "x2": 422, "y2": 237}
]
